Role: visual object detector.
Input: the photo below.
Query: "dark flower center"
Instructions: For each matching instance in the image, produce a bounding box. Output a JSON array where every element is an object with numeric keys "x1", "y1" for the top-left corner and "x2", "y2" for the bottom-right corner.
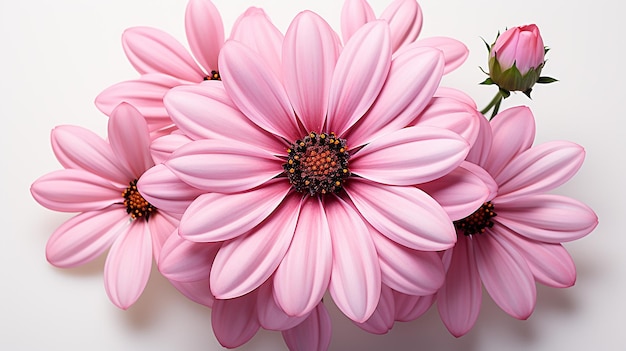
[
  {"x1": 454, "y1": 201, "x2": 497, "y2": 236},
  {"x1": 284, "y1": 132, "x2": 350, "y2": 196},
  {"x1": 122, "y1": 179, "x2": 156, "y2": 221},
  {"x1": 203, "y1": 70, "x2": 221, "y2": 81}
]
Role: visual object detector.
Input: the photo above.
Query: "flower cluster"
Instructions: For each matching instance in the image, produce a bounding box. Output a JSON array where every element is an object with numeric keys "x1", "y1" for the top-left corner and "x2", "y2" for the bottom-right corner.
[{"x1": 30, "y1": 0, "x2": 598, "y2": 350}]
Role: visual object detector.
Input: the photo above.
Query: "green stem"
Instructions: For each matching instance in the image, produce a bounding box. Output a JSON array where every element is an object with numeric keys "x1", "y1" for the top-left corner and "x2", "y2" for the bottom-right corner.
[{"x1": 480, "y1": 91, "x2": 503, "y2": 119}]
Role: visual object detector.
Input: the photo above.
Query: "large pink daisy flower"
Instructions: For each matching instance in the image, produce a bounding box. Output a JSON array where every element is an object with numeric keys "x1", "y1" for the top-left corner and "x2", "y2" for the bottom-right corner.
[
  {"x1": 141, "y1": 11, "x2": 488, "y2": 323},
  {"x1": 435, "y1": 106, "x2": 598, "y2": 336}
]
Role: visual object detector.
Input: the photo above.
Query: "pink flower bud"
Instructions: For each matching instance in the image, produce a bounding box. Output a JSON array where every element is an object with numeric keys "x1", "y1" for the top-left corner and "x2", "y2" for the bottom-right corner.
[{"x1": 490, "y1": 24, "x2": 544, "y2": 75}]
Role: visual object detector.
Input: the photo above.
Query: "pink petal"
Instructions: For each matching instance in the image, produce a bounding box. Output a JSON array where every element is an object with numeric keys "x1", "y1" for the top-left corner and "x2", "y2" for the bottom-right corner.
[
  {"x1": 149, "y1": 133, "x2": 193, "y2": 164},
  {"x1": 282, "y1": 302, "x2": 332, "y2": 351},
  {"x1": 210, "y1": 194, "x2": 300, "y2": 299},
  {"x1": 340, "y1": 0, "x2": 375, "y2": 44},
  {"x1": 350, "y1": 126, "x2": 468, "y2": 185},
  {"x1": 458, "y1": 161, "x2": 499, "y2": 200},
  {"x1": 45, "y1": 208, "x2": 128, "y2": 267},
  {"x1": 107, "y1": 103, "x2": 154, "y2": 179},
  {"x1": 466, "y1": 114, "x2": 493, "y2": 166},
  {"x1": 104, "y1": 220, "x2": 153, "y2": 309},
  {"x1": 326, "y1": 196, "x2": 381, "y2": 323},
  {"x1": 158, "y1": 231, "x2": 220, "y2": 282},
  {"x1": 495, "y1": 141, "x2": 585, "y2": 202},
  {"x1": 282, "y1": 11, "x2": 341, "y2": 132},
  {"x1": 137, "y1": 163, "x2": 203, "y2": 215},
  {"x1": 474, "y1": 227, "x2": 536, "y2": 319},
  {"x1": 327, "y1": 20, "x2": 391, "y2": 136},
  {"x1": 169, "y1": 279, "x2": 214, "y2": 307},
  {"x1": 434, "y1": 87, "x2": 477, "y2": 107},
  {"x1": 354, "y1": 284, "x2": 395, "y2": 334},
  {"x1": 411, "y1": 37, "x2": 469, "y2": 74},
  {"x1": 437, "y1": 235, "x2": 482, "y2": 337},
  {"x1": 184, "y1": 0, "x2": 224, "y2": 73},
  {"x1": 122, "y1": 26, "x2": 204, "y2": 82},
  {"x1": 219, "y1": 40, "x2": 301, "y2": 141},
  {"x1": 166, "y1": 139, "x2": 282, "y2": 193},
  {"x1": 496, "y1": 194, "x2": 598, "y2": 243},
  {"x1": 31, "y1": 169, "x2": 121, "y2": 212},
  {"x1": 274, "y1": 197, "x2": 332, "y2": 317},
  {"x1": 347, "y1": 46, "x2": 445, "y2": 147},
  {"x1": 412, "y1": 95, "x2": 481, "y2": 146},
  {"x1": 393, "y1": 291, "x2": 435, "y2": 322},
  {"x1": 380, "y1": 0, "x2": 423, "y2": 52},
  {"x1": 148, "y1": 212, "x2": 178, "y2": 261},
  {"x1": 256, "y1": 281, "x2": 308, "y2": 330},
  {"x1": 346, "y1": 179, "x2": 456, "y2": 251},
  {"x1": 211, "y1": 294, "x2": 260, "y2": 348},
  {"x1": 179, "y1": 180, "x2": 290, "y2": 242}
]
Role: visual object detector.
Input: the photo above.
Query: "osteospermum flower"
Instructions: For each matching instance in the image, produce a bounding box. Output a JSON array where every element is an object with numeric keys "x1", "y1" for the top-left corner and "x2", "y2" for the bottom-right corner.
[
  {"x1": 434, "y1": 106, "x2": 598, "y2": 336},
  {"x1": 30, "y1": 103, "x2": 182, "y2": 309},
  {"x1": 142, "y1": 11, "x2": 488, "y2": 323}
]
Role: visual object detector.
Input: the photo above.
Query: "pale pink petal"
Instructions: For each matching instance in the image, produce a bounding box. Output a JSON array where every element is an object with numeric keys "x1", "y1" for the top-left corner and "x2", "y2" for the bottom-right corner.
[
  {"x1": 219, "y1": 40, "x2": 301, "y2": 141},
  {"x1": 282, "y1": 302, "x2": 332, "y2": 351},
  {"x1": 185, "y1": 0, "x2": 224, "y2": 72},
  {"x1": 122, "y1": 26, "x2": 204, "y2": 82},
  {"x1": 340, "y1": 0, "x2": 375, "y2": 44},
  {"x1": 380, "y1": 0, "x2": 423, "y2": 52},
  {"x1": 347, "y1": 47, "x2": 444, "y2": 147},
  {"x1": 437, "y1": 235, "x2": 482, "y2": 337},
  {"x1": 412, "y1": 96, "x2": 481, "y2": 146},
  {"x1": 411, "y1": 37, "x2": 469, "y2": 74},
  {"x1": 282, "y1": 11, "x2": 341, "y2": 132},
  {"x1": 355, "y1": 284, "x2": 395, "y2": 334},
  {"x1": 351, "y1": 126, "x2": 468, "y2": 185},
  {"x1": 104, "y1": 220, "x2": 153, "y2": 309},
  {"x1": 148, "y1": 212, "x2": 178, "y2": 261},
  {"x1": 495, "y1": 141, "x2": 585, "y2": 202},
  {"x1": 137, "y1": 163, "x2": 203, "y2": 215},
  {"x1": 158, "y1": 231, "x2": 220, "y2": 282},
  {"x1": 149, "y1": 133, "x2": 193, "y2": 164},
  {"x1": 169, "y1": 279, "x2": 214, "y2": 307},
  {"x1": 474, "y1": 227, "x2": 536, "y2": 319},
  {"x1": 107, "y1": 103, "x2": 154, "y2": 179},
  {"x1": 496, "y1": 194, "x2": 598, "y2": 243},
  {"x1": 212, "y1": 293, "x2": 260, "y2": 348},
  {"x1": 274, "y1": 197, "x2": 332, "y2": 317},
  {"x1": 346, "y1": 179, "x2": 456, "y2": 251},
  {"x1": 327, "y1": 21, "x2": 391, "y2": 136},
  {"x1": 434, "y1": 87, "x2": 477, "y2": 107},
  {"x1": 210, "y1": 194, "x2": 301, "y2": 299},
  {"x1": 466, "y1": 114, "x2": 492, "y2": 166},
  {"x1": 256, "y1": 281, "x2": 308, "y2": 330},
  {"x1": 45, "y1": 208, "x2": 128, "y2": 267},
  {"x1": 457, "y1": 161, "x2": 499, "y2": 200},
  {"x1": 166, "y1": 139, "x2": 282, "y2": 193},
  {"x1": 393, "y1": 291, "x2": 435, "y2": 322},
  {"x1": 51, "y1": 125, "x2": 127, "y2": 185},
  {"x1": 484, "y1": 106, "x2": 536, "y2": 178},
  {"x1": 31, "y1": 169, "x2": 121, "y2": 212},
  {"x1": 326, "y1": 196, "x2": 381, "y2": 323},
  {"x1": 179, "y1": 180, "x2": 291, "y2": 242}
]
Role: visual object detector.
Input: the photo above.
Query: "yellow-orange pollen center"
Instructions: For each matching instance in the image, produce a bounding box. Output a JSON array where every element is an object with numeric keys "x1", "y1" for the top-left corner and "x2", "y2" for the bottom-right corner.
[
  {"x1": 454, "y1": 201, "x2": 497, "y2": 236},
  {"x1": 284, "y1": 132, "x2": 350, "y2": 196},
  {"x1": 122, "y1": 179, "x2": 156, "y2": 221}
]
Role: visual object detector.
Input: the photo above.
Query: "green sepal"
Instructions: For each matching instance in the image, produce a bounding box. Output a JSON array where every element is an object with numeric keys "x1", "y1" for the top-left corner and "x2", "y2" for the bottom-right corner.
[
  {"x1": 480, "y1": 77, "x2": 494, "y2": 85},
  {"x1": 523, "y1": 88, "x2": 533, "y2": 99},
  {"x1": 499, "y1": 88, "x2": 511, "y2": 99},
  {"x1": 537, "y1": 76, "x2": 558, "y2": 84}
]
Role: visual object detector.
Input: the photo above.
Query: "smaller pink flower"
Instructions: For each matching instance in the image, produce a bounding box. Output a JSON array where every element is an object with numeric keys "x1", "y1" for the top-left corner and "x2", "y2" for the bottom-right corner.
[{"x1": 491, "y1": 24, "x2": 544, "y2": 75}]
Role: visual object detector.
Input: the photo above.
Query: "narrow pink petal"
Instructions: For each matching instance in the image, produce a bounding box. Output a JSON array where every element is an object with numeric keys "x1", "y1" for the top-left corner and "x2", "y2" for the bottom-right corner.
[
  {"x1": 51, "y1": 125, "x2": 128, "y2": 185},
  {"x1": 104, "y1": 220, "x2": 153, "y2": 309},
  {"x1": 212, "y1": 293, "x2": 260, "y2": 349},
  {"x1": 496, "y1": 194, "x2": 598, "y2": 243},
  {"x1": 393, "y1": 291, "x2": 435, "y2": 322},
  {"x1": 274, "y1": 197, "x2": 332, "y2": 317},
  {"x1": 164, "y1": 82, "x2": 285, "y2": 154},
  {"x1": 457, "y1": 161, "x2": 499, "y2": 200},
  {"x1": 31, "y1": 169, "x2": 121, "y2": 212},
  {"x1": 210, "y1": 194, "x2": 300, "y2": 299},
  {"x1": 474, "y1": 227, "x2": 536, "y2": 319},
  {"x1": 148, "y1": 212, "x2": 178, "y2": 261},
  {"x1": 108, "y1": 103, "x2": 154, "y2": 179},
  {"x1": 149, "y1": 133, "x2": 193, "y2": 164},
  {"x1": 354, "y1": 284, "x2": 395, "y2": 334},
  {"x1": 346, "y1": 179, "x2": 456, "y2": 251},
  {"x1": 185, "y1": 0, "x2": 224, "y2": 72},
  {"x1": 484, "y1": 106, "x2": 536, "y2": 178},
  {"x1": 158, "y1": 231, "x2": 220, "y2": 282},
  {"x1": 256, "y1": 281, "x2": 308, "y2": 330},
  {"x1": 219, "y1": 40, "x2": 301, "y2": 141},
  {"x1": 169, "y1": 279, "x2": 214, "y2": 307},
  {"x1": 137, "y1": 163, "x2": 203, "y2": 215},
  {"x1": 411, "y1": 37, "x2": 469, "y2": 74},
  {"x1": 371, "y1": 229, "x2": 445, "y2": 295},
  {"x1": 437, "y1": 235, "x2": 482, "y2": 337},
  {"x1": 498, "y1": 226, "x2": 577, "y2": 288},
  {"x1": 45, "y1": 208, "x2": 128, "y2": 267},
  {"x1": 326, "y1": 196, "x2": 381, "y2": 323},
  {"x1": 412, "y1": 96, "x2": 481, "y2": 146},
  {"x1": 340, "y1": 0, "x2": 375, "y2": 44},
  {"x1": 434, "y1": 87, "x2": 477, "y2": 107},
  {"x1": 166, "y1": 139, "x2": 282, "y2": 193},
  {"x1": 327, "y1": 20, "x2": 391, "y2": 136},
  {"x1": 283, "y1": 11, "x2": 341, "y2": 132},
  {"x1": 351, "y1": 126, "x2": 469, "y2": 185},
  {"x1": 380, "y1": 0, "x2": 423, "y2": 52},
  {"x1": 347, "y1": 47, "x2": 444, "y2": 147},
  {"x1": 282, "y1": 302, "x2": 332, "y2": 351},
  {"x1": 495, "y1": 141, "x2": 585, "y2": 202},
  {"x1": 466, "y1": 114, "x2": 492, "y2": 166},
  {"x1": 179, "y1": 180, "x2": 290, "y2": 242},
  {"x1": 122, "y1": 26, "x2": 204, "y2": 82}
]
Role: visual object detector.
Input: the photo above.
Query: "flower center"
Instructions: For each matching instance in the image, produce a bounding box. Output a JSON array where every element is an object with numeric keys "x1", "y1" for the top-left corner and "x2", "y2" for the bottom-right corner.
[
  {"x1": 203, "y1": 70, "x2": 221, "y2": 81},
  {"x1": 284, "y1": 132, "x2": 350, "y2": 196},
  {"x1": 122, "y1": 179, "x2": 156, "y2": 221},
  {"x1": 454, "y1": 201, "x2": 497, "y2": 236}
]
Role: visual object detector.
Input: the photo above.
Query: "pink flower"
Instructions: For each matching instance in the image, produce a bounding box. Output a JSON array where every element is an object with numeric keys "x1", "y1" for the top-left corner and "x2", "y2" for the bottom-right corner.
[
  {"x1": 434, "y1": 106, "x2": 598, "y2": 336},
  {"x1": 142, "y1": 11, "x2": 488, "y2": 324},
  {"x1": 490, "y1": 24, "x2": 544, "y2": 75},
  {"x1": 30, "y1": 103, "x2": 180, "y2": 309}
]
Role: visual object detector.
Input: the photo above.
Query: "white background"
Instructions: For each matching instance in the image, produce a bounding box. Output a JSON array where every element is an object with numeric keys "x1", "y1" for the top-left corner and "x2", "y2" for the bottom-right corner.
[{"x1": 1, "y1": 0, "x2": 623, "y2": 350}]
